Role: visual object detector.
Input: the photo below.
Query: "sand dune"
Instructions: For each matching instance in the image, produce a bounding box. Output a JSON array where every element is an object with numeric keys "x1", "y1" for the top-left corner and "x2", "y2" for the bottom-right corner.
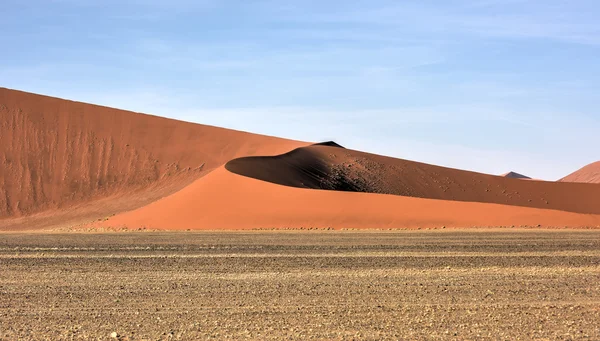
[
  {"x1": 225, "y1": 144, "x2": 600, "y2": 214},
  {"x1": 103, "y1": 167, "x2": 600, "y2": 230},
  {"x1": 2, "y1": 88, "x2": 600, "y2": 231},
  {"x1": 560, "y1": 161, "x2": 600, "y2": 184},
  {"x1": 0, "y1": 88, "x2": 305, "y2": 229}
]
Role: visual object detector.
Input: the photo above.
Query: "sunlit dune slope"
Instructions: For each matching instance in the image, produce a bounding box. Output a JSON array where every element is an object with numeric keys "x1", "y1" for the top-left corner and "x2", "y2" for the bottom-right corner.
[
  {"x1": 103, "y1": 167, "x2": 600, "y2": 230},
  {"x1": 0, "y1": 87, "x2": 306, "y2": 229}
]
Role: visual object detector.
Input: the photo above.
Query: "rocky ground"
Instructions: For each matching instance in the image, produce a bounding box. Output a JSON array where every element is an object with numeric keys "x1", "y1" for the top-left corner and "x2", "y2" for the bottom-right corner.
[{"x1": 0, "y1": 230, "x2": 599, "y2": 340}]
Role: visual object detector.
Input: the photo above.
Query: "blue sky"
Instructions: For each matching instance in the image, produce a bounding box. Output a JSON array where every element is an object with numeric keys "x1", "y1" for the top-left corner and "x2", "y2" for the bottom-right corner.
[{"x1": 2, "y1": 0, "x2": 599, "y2": 180}]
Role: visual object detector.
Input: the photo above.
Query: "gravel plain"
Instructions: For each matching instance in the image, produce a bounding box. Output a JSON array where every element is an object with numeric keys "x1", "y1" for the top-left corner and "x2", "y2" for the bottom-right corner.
[{"x1": 0, "y1": 230, "x2": 599, "y2": 340}]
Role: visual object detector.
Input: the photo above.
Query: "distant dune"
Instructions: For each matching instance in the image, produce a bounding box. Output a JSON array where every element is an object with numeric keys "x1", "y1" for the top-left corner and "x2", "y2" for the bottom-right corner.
[
  {"x1": 560, "y1": 161, "x2": 600, "y2": 184},
  {"x1": 1, "y1": 87, "x2": 600, "y2": 231},
  {"x1": 501, "y1": 171, "x2": 531, "y2": 179}
]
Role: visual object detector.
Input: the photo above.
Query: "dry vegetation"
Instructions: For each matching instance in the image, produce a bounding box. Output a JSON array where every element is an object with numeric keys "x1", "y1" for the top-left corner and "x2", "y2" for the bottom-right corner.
[{"x1": 1, "y1": 230, "x2": 599, "y2": 340}]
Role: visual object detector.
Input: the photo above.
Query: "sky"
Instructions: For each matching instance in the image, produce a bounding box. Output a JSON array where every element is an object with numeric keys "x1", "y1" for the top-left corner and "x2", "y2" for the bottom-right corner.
[{"x1": 2, "y1": 0, "x2": 600, "y2": 180}]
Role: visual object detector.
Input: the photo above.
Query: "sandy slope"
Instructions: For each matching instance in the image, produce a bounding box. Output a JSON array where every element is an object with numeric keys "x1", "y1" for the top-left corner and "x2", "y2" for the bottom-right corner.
[
  {"x1": 2, "y1": 88, "x2": 600, "y2": 231},
  {"x1": 560, "y1": 161, "x2": 600, "y2": 183},
  {"x1": 225, "y1": 144, "x2": 600, "y2": 214},
  {"x1": 104, "y1": 166, "x2": 600, "y2": 230},
  {"x1": 0, "y1": 88, "x2": 306, "y2": 229}
]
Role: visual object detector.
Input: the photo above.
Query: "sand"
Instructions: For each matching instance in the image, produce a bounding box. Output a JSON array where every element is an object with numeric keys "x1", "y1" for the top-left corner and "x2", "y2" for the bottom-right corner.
[
  {"x1": 2, "y1": 230, "x2": 599, "y2": 340},
  {"x1": 0, "y1": 88, "x2": 305, "y2": 229},
  {"x1": 2, "y1": 87, "x2": 600, "y2": 231},
  {"x1": 560, "y1": 161, "x2": 600, "y2": 183},
  {"x1": 225, "y1": 144, "x2": 600, "y2": 214},
  {"x1": 103, "y1": 166, "x2": 600, "y2": 230}
]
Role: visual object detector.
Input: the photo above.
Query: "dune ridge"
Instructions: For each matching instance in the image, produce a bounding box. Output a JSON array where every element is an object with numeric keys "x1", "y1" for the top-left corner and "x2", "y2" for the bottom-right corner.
[{"x1": 225, "y1": 144, "x2": 600, "y2": 214}]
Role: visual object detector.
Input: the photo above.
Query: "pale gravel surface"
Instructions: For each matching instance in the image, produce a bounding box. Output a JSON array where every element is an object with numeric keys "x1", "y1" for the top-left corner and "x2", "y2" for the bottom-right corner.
[{"x1": 0, "y1": 230, "x2": 599, "y2": 340}]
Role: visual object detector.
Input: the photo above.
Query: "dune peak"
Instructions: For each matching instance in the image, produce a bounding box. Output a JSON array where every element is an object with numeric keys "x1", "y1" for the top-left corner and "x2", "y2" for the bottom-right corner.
[{"x1": 501, "y1": 171, "x2": 531, "y2": 179}]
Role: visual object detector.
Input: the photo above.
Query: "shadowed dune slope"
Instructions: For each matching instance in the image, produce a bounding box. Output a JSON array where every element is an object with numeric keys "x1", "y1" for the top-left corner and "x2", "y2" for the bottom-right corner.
[
  {"x1": 560, "y1": 161, "x2": 600, "y2": 184},
  {"x1": 501, "y1": 172, "x2": 531, "y2": 179},
  {"x1": 0, "y1": 88, "x2": 306, "y2": 229},
  {"x1": 225, "y1": 144, "x2": 600, "y2": 215},
  {"x1": 103, "y1": 167, "x2": 600, "y2": 230}
]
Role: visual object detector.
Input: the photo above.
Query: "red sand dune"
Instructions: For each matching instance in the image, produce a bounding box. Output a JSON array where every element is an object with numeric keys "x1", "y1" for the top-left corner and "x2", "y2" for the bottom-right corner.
[
  {"x1": 560, "y1": 161, "x2": 600, "y2": 184},
  {"x1": 0, "y1": 88, "x2": 306, "y2": 229},
  {"x1": 2, "y1": 87, "x2": 600, "y2": 231},
  {"x1": 224, "y1": 145, "x2": 600, "y2": 214}
]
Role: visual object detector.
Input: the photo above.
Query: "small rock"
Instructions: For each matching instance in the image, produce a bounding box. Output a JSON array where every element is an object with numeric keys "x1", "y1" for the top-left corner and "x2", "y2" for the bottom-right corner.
[{"x1": 110, "y1": 331, "x2": 118, "y2": 338}]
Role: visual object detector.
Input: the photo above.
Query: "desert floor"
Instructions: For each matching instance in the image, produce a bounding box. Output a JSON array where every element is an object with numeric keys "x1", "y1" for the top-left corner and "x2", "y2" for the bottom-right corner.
[{"x1": 1, "y1": 230, "x2": 599, "y2": 340}]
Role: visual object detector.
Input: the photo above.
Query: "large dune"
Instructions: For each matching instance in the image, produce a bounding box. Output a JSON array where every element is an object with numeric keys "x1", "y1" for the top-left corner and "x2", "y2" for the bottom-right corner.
[
  {"x1": 560, "y1": 161, "x2": 600, "y2": 184},
  {"x1": 0, "y1": 88, "x2": 306, "y2": 229},
  {"x1": 2, "y1": 88, "x2": 600, "y2": 231}
]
